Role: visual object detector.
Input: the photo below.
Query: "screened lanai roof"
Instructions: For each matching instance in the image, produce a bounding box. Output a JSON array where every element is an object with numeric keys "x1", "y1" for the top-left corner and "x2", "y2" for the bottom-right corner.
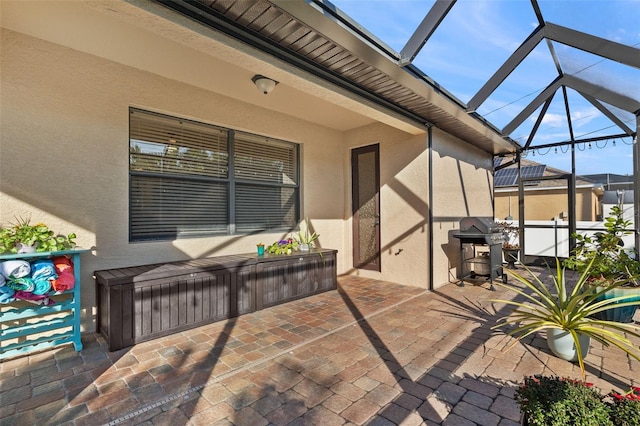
[{"x1": 158, "y1": 0, "x2": 638, "y2": 156}]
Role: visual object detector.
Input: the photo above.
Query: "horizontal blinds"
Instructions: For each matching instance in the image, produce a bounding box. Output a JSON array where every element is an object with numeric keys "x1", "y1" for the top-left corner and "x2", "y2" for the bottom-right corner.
[
  {"x1": 235, "y1": 184, "x2": 297, "y2": 232},
  {"x1": 129, "y1": 108, "x2": 300, "y2": 241},
  {"x1": 130, "y1": 109, "x2": 228, "y2": 179},
  {"x1": 234, "y1": 132, "x2": 298, "y2": 185},
  {"x1": 130, "y1": 175, "x2": 228, "y2": 240}
]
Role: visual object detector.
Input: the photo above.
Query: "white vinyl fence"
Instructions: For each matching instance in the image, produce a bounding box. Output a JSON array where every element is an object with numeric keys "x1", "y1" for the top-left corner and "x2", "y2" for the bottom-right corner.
[{"x1": 496, "y1": 219, "x2": 636, "y2": 259}]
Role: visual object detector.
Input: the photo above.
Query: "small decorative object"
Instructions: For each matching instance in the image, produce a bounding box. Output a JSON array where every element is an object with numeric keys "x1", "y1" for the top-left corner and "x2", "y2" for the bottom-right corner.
[
  {"x1": 564, "y1": 205, "x2": 640, "y2": 322},
  {"x1": 257, "y1": 243, "x2": 265, "y2": 256},
  {"x1": 0, "y1": 217, "x2": 76, "y2": 254},
  {"x1": 296, "y1": 218, "x2": 319, "y2": 251},
  {"x1": 266, "y1": 238, "x2": 298, "y2": 255},
  {"x1": 491, "y1": 258, "x2": 640, "y2": 380}
]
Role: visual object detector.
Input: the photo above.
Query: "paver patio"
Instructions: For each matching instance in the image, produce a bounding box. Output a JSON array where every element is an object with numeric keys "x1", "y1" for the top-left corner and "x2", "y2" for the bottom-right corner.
[{"x1": 1, "y1": 269, "x2": 638, "y2": 425}]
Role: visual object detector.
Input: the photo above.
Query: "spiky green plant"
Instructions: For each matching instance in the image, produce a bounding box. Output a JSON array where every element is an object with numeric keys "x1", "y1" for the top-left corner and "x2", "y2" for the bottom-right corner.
[{"x1": 492, "y1": 258, "x2": 640, "y2": 381}]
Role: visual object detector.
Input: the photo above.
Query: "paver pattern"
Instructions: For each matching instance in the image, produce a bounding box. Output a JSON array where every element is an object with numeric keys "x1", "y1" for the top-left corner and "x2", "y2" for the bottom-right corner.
[{"x1": 1, "y1": 269, "x2": 638, "y2": 425}]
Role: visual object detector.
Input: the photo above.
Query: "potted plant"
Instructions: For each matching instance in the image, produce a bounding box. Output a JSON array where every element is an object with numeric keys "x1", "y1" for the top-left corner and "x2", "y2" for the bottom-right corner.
[
  {"x1": 607, "y1": 385, "x2": 640, "y2": 426},
  {"x1": 497, "y1": 220, "x2": 520, "y2": 268},
  {"x1": 564, "y1": 205, "x2": 640, "y2": 323},
  {"x1": 516, "y1": 375, "x2": 640, "y2": 426},
  {"x1": 0, "y1": 217, "x2": 76, "y2": 254},
  {"x1": 266, "y1": 238, "x2": 298, "y2": 255},
  {"x1": 516, "y1": 375, "x2": 612, "y2": 426},
  {"x1": 296, "y1": 218, "x2": 319, "y2": 251},
  {"x1": 492, "y1": 258, "x2": 640, "y2": 380}
]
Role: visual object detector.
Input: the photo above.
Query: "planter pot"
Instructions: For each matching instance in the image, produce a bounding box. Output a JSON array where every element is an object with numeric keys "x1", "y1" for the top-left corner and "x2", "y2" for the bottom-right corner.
[
  {"x1": 16, "y1": 242, "x2": 37, "y2": 254},
  {"x1": 547, "y1": 329, "x2": 590, "y2": 362},
  {"x1": 592, "y1": 285, "x2": 640, "y2": 323},
  {"x1": 502, "y1": 248, "x2": 519, "y2": 269},
  {"x1": 299, "y1": 243, "x2": 310, "y2": 251}
]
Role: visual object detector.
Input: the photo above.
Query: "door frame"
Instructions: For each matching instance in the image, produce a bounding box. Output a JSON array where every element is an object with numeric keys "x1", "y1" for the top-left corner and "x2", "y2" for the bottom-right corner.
[{"x1": 351, "y1": 144, "x2": 381, "y2": 271}]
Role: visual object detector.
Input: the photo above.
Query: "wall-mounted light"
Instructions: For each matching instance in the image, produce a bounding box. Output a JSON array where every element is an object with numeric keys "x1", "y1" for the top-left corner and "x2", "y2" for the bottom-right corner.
[{"x1": 252, "y1": 74, "x2": 278, "y2": 95}]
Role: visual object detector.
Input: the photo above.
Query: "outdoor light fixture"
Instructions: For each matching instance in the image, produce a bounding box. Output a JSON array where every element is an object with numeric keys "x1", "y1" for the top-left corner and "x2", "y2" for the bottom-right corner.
[{"x1": 252, "y1": 74, "x2": 278, "y2": 94}]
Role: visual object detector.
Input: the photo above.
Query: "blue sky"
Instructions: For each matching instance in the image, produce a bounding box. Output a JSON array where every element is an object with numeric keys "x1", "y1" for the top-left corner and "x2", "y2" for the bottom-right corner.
[{"x1": 330, "y1": 0, "x2": 639, "y2": 176}]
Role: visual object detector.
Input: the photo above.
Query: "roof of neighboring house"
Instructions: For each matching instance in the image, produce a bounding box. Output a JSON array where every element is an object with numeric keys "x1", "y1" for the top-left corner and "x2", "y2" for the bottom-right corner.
[
  {"x1": 494, "y1": 157, "x2": 598, "y2": 189},
  {"x1": 582, "y1": 173, "x2": 634, "y2": 185}
]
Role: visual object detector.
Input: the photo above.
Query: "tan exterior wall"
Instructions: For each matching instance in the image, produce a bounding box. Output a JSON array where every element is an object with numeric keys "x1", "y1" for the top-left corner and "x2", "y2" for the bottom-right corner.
[
  {"x1": 431, "y1": 129, "x2": 494, "y2": 288},
  {"x1": 495, "y1": 188, "x2": 598, "y2": 221},
  {"x1": 1, "y1": 5, "x2": 499, "y2": 330},
  {"x1": 343, "y1": 124, "x2": 430, "y2": 288},
  {"x1": 0, "y1": 29, "x2": 346, "y2": 331}
]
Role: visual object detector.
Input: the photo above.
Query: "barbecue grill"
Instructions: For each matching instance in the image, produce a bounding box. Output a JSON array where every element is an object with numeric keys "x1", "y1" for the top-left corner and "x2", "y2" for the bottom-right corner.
[{"x1": 453, "y1": 217, "x2": 506, "y2": 288}]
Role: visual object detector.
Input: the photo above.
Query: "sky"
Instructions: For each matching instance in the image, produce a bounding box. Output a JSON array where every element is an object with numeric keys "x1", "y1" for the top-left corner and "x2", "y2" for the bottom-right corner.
[{"x1": 329, "y1": 0, "x2": 640, "y2": 176}]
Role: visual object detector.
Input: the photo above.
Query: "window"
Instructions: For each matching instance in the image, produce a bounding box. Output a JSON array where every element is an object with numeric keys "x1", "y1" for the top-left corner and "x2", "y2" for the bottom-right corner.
[{"x1": 129, "y1": 108, "x2": 299, "y2": 241}]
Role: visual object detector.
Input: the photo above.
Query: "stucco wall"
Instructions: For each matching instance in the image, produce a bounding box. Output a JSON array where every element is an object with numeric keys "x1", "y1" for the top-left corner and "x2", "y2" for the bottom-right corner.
[
  {"x1": 431, "y1": 128, "x2": 494, "y2": 288},
  {"x1": 0, "y1": 29, "x2": 346, "y2": 331},
  {"x1": 342, "y1": 123, "x2": 430, "y2": 288},
  {"x1": 342, "y1": 125, "x2": 495, "y2": 290}
]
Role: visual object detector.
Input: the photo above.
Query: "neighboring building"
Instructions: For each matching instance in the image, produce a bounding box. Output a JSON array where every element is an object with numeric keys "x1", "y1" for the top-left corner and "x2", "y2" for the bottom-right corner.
[{"x1": 494, "y1": 158, "x2": 604, "y2": 221}]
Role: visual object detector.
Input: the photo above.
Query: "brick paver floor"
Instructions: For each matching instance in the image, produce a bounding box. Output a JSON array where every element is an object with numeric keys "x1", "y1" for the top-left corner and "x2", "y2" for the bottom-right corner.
[{"x1": 1, "y1": 269, "x2": 638, "y2": 425}]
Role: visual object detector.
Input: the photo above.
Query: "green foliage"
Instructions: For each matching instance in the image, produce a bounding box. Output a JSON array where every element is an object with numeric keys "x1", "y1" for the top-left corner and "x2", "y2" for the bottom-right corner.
[
  {"x1": 607, "y1": 386, "x2": 640, "y2": 426},
  {"x1": 0, "y1": 217, "x2": 76, "y2": 254},
  {"x1": 492, "y1": 259, "x2": 640, "y2": 380},
  {"x1": 266, "y1": 238, "x2": 298, "y2": 255},
  {"x1": 563, "y1": 206, "x2": 640, "y2": 286},
  {"x1": 296, "y1": 218, "x2": 319, "y2": 245},
  {"x1": 517, "y1": 377, "x2": 640, "y2": 426},
  {"x1": 517, "y1": 376, "x2": 612, "y2": 426}
]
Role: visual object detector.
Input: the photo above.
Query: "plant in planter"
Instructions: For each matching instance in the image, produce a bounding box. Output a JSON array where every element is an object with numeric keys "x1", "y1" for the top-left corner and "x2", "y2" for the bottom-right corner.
[
  {"x1": 497, "y1": 220, "x2": 520, "y2": 268},
  {"x1": 564, "y1": 205, "x2": 640, "y2": 322},
  {"x1": 0, "y1": 217, "x2": 76, "y2": 254},
  {"x1": 491, "y1": 258, "x2": 640, "y2": 380},
  {"x1": 296, "y1": 218, "x2": 319, "y2": 251},
  {"x1": 266, "y1": 238, "x2": 298, "y2": 255},
  {"x1": 516, "y1": 376, "x2": 640, "y2": 426},
  {"x1": 607, "y1": 386, "x2": 640, "y2": 426},
  {"x1": 516, "y1": 375, "x2": 612, "y2": 426}
]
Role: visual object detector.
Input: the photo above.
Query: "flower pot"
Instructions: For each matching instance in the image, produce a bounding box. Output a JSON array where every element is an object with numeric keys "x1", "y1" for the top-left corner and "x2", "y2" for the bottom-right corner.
[
  {"x1": 592, "y1": 285, "x2": 640, "y2": 323},
  {"x1": 16, "y1": 242, "x2": 37, "y2": 254},
  {"x1": 299, "y1": 243, "x2": 310, "y2": 251},
  {"x1": 547, "y1": 329, "x2": 590, "y2": 362},
  {"x1": 502, "y1": 248, "x2": 519, "y2": 269}
]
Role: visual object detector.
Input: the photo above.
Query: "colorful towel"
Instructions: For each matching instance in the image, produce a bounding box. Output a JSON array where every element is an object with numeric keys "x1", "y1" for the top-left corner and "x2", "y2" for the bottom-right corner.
[
  {"x1": 30, "y1": 259, "x2": 57, "y2": 281},
  {"x1": 0, "y1": 260, "x2": 31, "y2": 279},
  {"x1": 14, "y1": 291, "x2": 54, "y2": 306},
  {"x1": 51, "y1": 256, "x2": 74, "y2": 292},
  {"x1": 0, "y1": 286, "x2": 15, "y2": 303},
  {"x1": 32, "y1": 279, "x2": 52, "y2": 295},
  {"x1": 6, "y1": 277, "x2": 35, "y2": 292}
]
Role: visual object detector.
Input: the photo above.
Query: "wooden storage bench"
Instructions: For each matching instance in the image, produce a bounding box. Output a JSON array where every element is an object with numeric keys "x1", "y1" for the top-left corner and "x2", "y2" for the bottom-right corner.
[{"x1": 95, "y1": 249, "x2": 337, "y2": 351}]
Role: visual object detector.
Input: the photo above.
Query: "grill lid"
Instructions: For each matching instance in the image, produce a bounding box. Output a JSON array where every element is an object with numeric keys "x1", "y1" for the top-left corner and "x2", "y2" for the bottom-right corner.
[{"x1": 459, "y1": 217, "x2": 500, "y2": 234}]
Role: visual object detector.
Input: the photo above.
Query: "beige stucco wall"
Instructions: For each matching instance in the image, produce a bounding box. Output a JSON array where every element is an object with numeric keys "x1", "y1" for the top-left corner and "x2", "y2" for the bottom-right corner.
[
  {"x1": 342, "y1": 123, "x2": 430, "y2": 288},
  {"x1": 1, "y1": 5, "x2": 499, "y2": 332},
  {"x1": 0, "y1": 29, "x2": 346, "y2": 331},
  {"x1": 431, "y1": 128, "x2": 494, "y2": 287},
  {"x1": 495, "y1": 187, "x2": 599, "y2": 221},
  {"x1": 341, "y1": 125, "x2": 495, "y2": 290}
]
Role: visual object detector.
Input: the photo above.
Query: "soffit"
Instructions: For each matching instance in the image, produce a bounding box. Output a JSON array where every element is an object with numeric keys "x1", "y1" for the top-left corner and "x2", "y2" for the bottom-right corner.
[{"x1": 154, "y1": 0, "x2": 518, "y2": 155}]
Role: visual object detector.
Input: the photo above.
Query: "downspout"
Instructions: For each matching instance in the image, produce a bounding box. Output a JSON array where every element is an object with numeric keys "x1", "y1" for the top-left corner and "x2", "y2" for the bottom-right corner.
[
  {"x1": 634, "y1": 114, "x2": 639, "y2": 255},
  {"x1": 428, "y1": 125, "x2": 434, "y2": 290}
]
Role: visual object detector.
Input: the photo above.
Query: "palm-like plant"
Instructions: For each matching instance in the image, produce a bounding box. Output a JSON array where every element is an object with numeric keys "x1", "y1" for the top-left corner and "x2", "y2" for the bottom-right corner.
[{"x1": 492, "y1": 258, "x2": 640, "y2": 381}]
